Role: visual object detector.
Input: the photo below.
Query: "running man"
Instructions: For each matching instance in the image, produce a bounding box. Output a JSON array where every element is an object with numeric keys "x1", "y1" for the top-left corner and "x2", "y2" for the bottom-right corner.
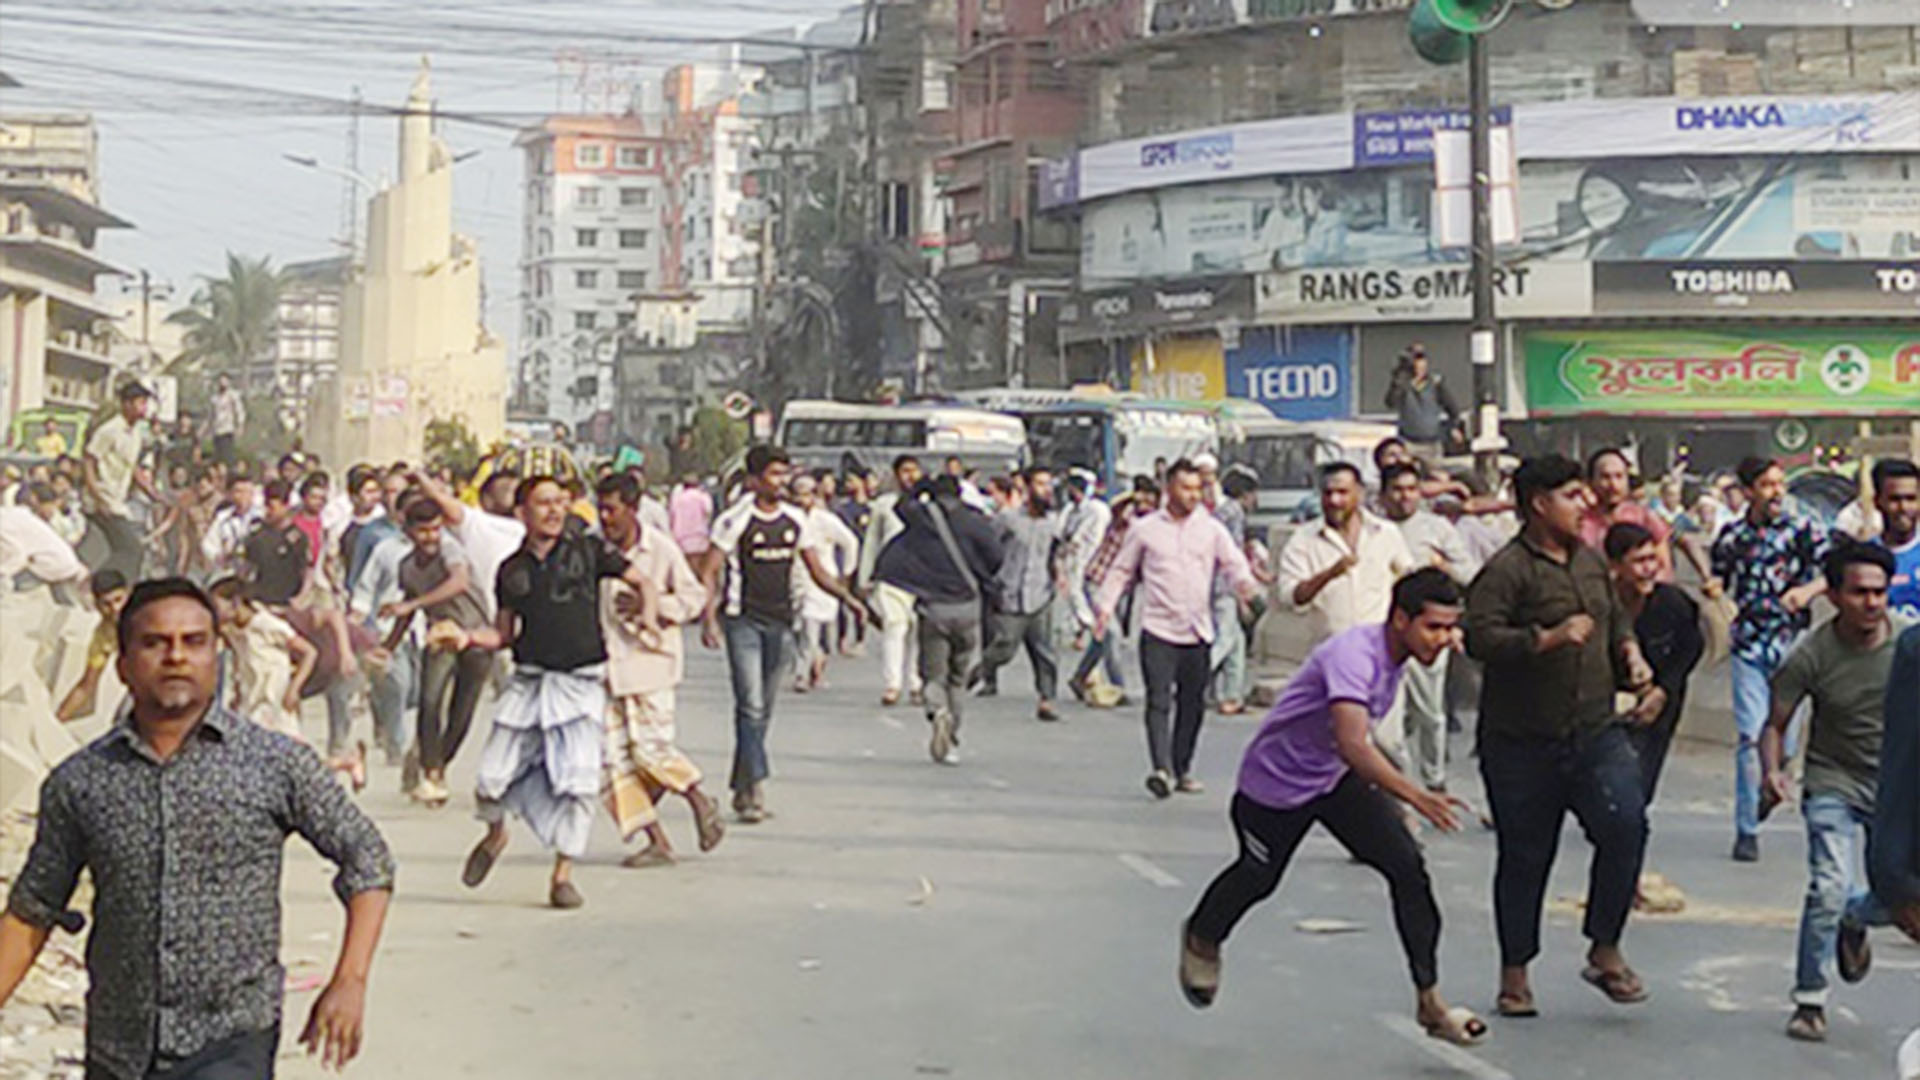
[
  {"x1": 458, "y1": 475, "x2": 665, "y2": 909},
  {"x1": 596, "y1": 472, "x2": 726, "y2": 867},
  {"x1": 1179, "y1": 568, "x2": 1486, "y2": 1047}
]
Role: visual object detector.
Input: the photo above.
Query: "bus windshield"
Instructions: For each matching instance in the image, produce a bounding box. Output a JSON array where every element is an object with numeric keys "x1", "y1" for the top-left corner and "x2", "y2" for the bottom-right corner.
[
  {"x1": 1228, "y1": 434, "x2": 1322, "y2": 491},
  {"x1": 1023, "y1": 412, "x2": 1108, "y2": 474}
]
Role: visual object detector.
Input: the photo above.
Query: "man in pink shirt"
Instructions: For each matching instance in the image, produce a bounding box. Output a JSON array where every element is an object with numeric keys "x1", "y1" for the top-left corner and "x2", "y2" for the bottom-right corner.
[
  {"x1": 1579, "y1": 448, "x2": 1716, "y2": 589},
  {"x1": 1095, "y1": 459, "x2": 1261, "y2": 799},
  {"x1": 669, "y1": 473, "x2": 714, "y2": 558}
]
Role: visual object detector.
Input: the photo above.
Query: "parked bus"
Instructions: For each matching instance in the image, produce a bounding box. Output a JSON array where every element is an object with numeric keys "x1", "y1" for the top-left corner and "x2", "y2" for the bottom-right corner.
[
  {"x1": 959, "y1": 387, "x2": 1218, "y2": 492},
  {"x1": 1213, "y1": 399, "x2": 1398, "y2": 526},
  {"x1": 776, "y1": 400, "x2": 1028, "y2": 477}
]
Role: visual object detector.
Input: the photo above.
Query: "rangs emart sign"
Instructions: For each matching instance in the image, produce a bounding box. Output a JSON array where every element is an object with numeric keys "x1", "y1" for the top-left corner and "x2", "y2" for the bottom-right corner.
[{"x1": 1522, "y1": 327, "x2": 1920, "y2": 417}]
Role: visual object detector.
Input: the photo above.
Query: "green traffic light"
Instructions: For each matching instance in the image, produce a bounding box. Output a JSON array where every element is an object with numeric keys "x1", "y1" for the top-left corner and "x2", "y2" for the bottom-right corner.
[{"x1": 1407, "y1": 0, "x2": 1512, "y2": 64}]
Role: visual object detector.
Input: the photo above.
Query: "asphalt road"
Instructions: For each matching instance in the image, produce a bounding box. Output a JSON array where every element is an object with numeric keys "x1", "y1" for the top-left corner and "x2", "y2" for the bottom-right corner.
[{"x1": 271, "y1": 644, "x2": 1920, "y2": 1080}]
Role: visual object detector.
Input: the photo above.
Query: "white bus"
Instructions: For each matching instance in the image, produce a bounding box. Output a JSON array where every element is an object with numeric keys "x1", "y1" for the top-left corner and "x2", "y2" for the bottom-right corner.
[
  {"x1": 776, "y1": 400, "x2": 1028, "y2": 476},
  {"x1": 959, "y1": 387, "x2": 1219, "y2": 491}
]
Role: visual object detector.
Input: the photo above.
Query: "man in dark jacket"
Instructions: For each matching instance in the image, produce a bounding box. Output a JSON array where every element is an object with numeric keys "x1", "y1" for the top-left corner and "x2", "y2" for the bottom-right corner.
[
  {"x1": 876, "y1": 476, "x2": 1005, "y2": 764},
  {"x1": 1385, "y1": 343, "x2": 1461, "y2": 456},
  {"x1": 1872, "y1": 623, "x2": 1920, "y2": 943}
]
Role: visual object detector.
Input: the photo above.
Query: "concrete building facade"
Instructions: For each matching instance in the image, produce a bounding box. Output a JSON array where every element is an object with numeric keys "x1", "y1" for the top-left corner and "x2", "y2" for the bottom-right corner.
[{"x1": 312, "y1": 62, "x2": 507, "y2": 466}]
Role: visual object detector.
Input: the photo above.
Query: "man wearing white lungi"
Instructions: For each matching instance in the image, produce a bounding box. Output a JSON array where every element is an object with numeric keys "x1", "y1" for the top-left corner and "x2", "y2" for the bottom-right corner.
[
  {"x1": 595, "y1": 472, "x2": 725, "y2": 868},
  {"x1": 457, "y1": 475, "x2": 663, "y2": 909}
]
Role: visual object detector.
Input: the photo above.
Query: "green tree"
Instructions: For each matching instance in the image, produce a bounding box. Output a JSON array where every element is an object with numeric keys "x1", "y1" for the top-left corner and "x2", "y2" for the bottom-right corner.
[
  {"x1": 167, "y1": 253, "x2": 284, "y2": 381},
  {"x1": 686, "y1": 405, "x2": 747, "y2": 478},
  {"x1": 424, "y1": 415, "x2": 483, "y2": 479}
]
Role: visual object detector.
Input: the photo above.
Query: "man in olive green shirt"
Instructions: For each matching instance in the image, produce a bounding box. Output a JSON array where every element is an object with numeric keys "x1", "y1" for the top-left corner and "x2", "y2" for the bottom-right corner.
[
  {"x1": 1466, "y1": 454, "x2": 1656, "y2": 1019},
  {"x1": 1761, "y1": 542, "x2": 1905, "y2": 1042}
]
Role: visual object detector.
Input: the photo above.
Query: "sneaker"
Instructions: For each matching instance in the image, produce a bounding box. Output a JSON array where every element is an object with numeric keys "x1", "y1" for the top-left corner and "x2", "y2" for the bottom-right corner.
[
  {"x1": 1732, "y1": 834, "x2": 1760, "y2": 863},
  {"x1": 1179, "y1": 921, "x2": 1220, "y2": 1008},
  {"x1": 1837, "y1": 915, "x2": 1872, "y2": 984},
  {"x1": 930, "y1": 709, "x2": 955, "y2": 764},
  {"x1": 1175, "y1": 776, "x2": 1204, "y2": 795},
  {"x1": 1786, "y1": 1004, "x2": 1827, "y2": 1042},
  {"x1": 1145, "y1": 771, "x2": 1173, "y2": 799},
  {"x1": 1036, "y1": 701, "x2": 1060, "y2": 722}
]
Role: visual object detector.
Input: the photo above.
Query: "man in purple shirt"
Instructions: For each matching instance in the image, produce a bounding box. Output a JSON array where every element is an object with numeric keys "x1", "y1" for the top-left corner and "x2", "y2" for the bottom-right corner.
[
  {"x1": 1179, "y1": 568, "x2": 1487, "y2": 1047},
  {"x1": 1095, "y1": 459, "x2": 1260, "y2": 799}
]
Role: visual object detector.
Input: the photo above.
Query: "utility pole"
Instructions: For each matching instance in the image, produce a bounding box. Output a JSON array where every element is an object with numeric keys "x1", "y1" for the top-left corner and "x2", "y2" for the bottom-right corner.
[
  {"x1": 1466, "y1": 35, "x2": 1503, "y2": 486},
  {"x1": 341, "y1": 86, "x2": 363, "y2": 261}
]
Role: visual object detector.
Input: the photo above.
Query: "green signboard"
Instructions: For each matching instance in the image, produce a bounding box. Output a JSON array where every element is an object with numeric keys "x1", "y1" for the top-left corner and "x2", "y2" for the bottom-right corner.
[{"x1": 1523, "y1": 328, "x2": 1920, "y2": 416}]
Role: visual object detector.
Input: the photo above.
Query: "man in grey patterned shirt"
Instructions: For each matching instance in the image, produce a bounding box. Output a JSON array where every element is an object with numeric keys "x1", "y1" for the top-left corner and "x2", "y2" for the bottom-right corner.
[{"x1": 0, "y1": 578, "x2": 395, "y2": 1079}]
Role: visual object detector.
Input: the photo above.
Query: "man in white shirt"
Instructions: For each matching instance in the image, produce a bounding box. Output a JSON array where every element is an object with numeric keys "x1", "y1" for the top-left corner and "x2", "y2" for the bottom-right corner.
[
  {"x1": 790, "y1": 474, "x2": 861, "y2": 691},
  {"x1": 418, "y1": 470, "x2": 526, "y2": 618},
  {"x1": 1380, "y1": 462, "x2": 1476, "y2": 791},
  {"x1": 858, "y1": 455, "x2": 927, "y2": 706},
  {"x1": 0, "y1": 503, "x2": 88, "y2": 588},
  {"x1": 84, "y1": 381, "x2": 161, "y2": 579},
  {"x1": 1278, "y1": 463, "x2": 1417, "y2": 641},
  {"x1": 201, "y1": 472, "x2": 262, "y2": 579}
]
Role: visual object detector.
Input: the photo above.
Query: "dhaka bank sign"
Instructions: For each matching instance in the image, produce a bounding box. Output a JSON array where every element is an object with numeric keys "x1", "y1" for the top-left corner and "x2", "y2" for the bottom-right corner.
[{"x1": 1674, "y1": 100, "x2": 1875, "y2": 141}]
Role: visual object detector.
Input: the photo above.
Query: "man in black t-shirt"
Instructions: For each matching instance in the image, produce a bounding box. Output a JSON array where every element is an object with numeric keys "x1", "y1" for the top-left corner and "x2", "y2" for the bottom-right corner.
[
  {"x1": 243, "y1": 478, "x2": 312, "y2": 606},
  {"x1": 699, "y1": 445, "x2": 872, "y2": 823},
  {"x1": 457, "y1": 475, "x2": 664, "y2": 910},
  {"x1": 1605, "y1": 522, "x2": 1706, "y2": 804}
]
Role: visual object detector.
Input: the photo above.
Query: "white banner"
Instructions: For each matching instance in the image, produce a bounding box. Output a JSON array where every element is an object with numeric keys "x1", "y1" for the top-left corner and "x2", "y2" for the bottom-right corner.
[
  {"x1": 1255, "y1": 262, "x2": 1594, "y2": 324},
  {"x1": 1076, "y1": 113, "x2": 1351, "y2": 203},
  {"x1": 1513, "y1": 92, "x2": 1920, "y2": 160}
]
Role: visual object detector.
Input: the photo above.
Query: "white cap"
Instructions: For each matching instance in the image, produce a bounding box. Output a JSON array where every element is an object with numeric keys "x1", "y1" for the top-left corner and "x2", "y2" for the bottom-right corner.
[{"x1": 1192, "y1": 452, "x2": 1220, "y2": 472}]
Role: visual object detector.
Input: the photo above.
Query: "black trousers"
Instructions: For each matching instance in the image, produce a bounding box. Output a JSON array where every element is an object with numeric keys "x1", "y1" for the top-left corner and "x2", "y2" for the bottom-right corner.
[
  {"x1": 1140, "y1": 632, "x2": 1209, "y2": 778},
  {"x1": 1479, "y1": 724, "x2": 1648, "y2": 969},
  {"x1": 1626, "y1": 687, "x2": 1687, "y2": 806},
  {"x1": 418, "y1": 645, "x2": 491, "y2": 772},
  {"x1": 1189, "y1": 780, "x2": 1441, "y2": 990},
  {"x1": 87, "y1": 1026, "x2": 280, "y2": 1080}
]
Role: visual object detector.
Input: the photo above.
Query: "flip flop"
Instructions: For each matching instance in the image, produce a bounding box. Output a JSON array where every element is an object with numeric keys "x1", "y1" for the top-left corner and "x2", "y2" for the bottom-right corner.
[
  {"x1": 1422, "y1": 1006, "x2": 1490, "y2": 1047},
  {"x1": 1581, "y1": 965, "x2": 1649, "y2": 1004},
  {"x1": 621, "y1": 847, "x2": 676, "y2": 869},
  {"x1": 1495, "y1": 992, "x2": 1538, "y2": 1019}
]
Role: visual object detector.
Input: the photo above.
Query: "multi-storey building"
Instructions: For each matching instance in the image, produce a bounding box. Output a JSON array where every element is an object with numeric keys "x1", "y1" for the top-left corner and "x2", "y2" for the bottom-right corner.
[
  {"x1": 0, "y1": 113, "x2": 132, "y2": 432},
  {"x1": 936, "y1": 0, "x2": 1084, "y2": 388},
  {"x1": 265, "y1": 254, "x2": 348, "y2": 426},
  {"x1": 514, "y1": 59, "x2": 763, "y2": 446},
  {"x1": 1040, "y1": 1, "x2": 1920, "y2": 467}
]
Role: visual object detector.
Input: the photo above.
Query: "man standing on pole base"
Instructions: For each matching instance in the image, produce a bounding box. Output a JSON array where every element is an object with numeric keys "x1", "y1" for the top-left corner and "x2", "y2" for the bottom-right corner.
[
  {"x1": 459, "y1": 475, "x2": 664, "y2": 910},
  {"x1": 702, "y1": 445, "x2": 870, "y2": 823},
  {"x1": 1179, "y1": 569, "x2": 1486, "y2": 1047},
  {"x1": 0, "y1": 578, "x2": 395, "y2": 1076},
  {"x1": 1095, "y1": 459, "x2": 1259, "y2": 798},
  {"x1": 1466, "y1": 453, "x2": 1656, "y2": 1018}
]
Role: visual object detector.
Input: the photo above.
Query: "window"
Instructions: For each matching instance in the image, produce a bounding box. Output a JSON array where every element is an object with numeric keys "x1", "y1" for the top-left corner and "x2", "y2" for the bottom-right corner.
[
  {"x1": 574, "y1": 142, "x2": 606, "y2": 168},
  {"x1": 575, "y1": 228, "x2": 599, "y2": 247},
  {"x1": 575, "y1": 186, "x2": 601, "y2": 209},
  {"x1": 617, "y1": 270, "x2": 648, "y2": 289},
  {"x1": 618, "y1": 229, "x2": 649, "y2": 249},
  {"x1": 728, "y1": 172, "x2": 743, "y2": 193},
  {"x1": 574, "y1": 311, "x2": 597, "y2": 331},
  {"x1": 881, "y1": 181, "x2": 912, "y2": 240},
  {"x1": 575, "y1": 269, "x2": 600, "y2": 289},
  {"x1": 537, "y1": 228, "x2": 553, "y2": 255},
  {"x1": 620, "y1": 187, "x2": 650, "y2": 208},
  {"x1": 534, "y1": 269, "x2": 551, "y2": 297},
  {"x1": 615, "y1": 312, "x2": 635, "y2": 329},
  {"x1": 618, "y1": 146, "x2": 651, "y2": 168}
]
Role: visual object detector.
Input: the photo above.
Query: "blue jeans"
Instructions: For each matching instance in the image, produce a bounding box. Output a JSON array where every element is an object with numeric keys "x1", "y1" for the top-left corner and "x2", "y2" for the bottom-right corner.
[
  {"x1": 1209, "y1": 590, "x2": 1247, "y2": 705},
  {"x1": 1732, "y1": 653, "x2": 1783, "y2": 839},
  {"x1": 367, "y1": 640, "x2": 418, "y2": 759},
  {"x1": 725, "y1": 613, "x2": 793, "y2": 795},
  {"x1": 1793, "y1": 793, "x2": 1892, "y2": 1006}
]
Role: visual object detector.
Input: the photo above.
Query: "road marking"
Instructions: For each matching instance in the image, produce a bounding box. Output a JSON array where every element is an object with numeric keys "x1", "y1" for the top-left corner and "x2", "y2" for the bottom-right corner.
[
  {"x1": 980, "y1": 776, "x2": 1012, "y2": 791},
  {"x1": 878, "y1": 714, "x2": 906, "y2": 730},
  {"x1": 1376, "y1": 1015, "x2": 1512, "y2": 1080},
  {"x1": 1117, "y1": 853, "x2": 1181, "y2": 888}
]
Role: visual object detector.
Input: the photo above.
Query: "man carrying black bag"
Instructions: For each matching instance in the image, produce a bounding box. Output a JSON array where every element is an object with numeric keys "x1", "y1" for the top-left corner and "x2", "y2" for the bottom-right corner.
[{"x1": 875, "y1": 475, "x2": 1006, "y2": 764}]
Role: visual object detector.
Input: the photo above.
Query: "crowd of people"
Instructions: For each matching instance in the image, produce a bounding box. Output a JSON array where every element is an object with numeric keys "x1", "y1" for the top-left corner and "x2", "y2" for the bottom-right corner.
[{"x1": 0, "y1": 379, "x2": 1917, "y2": 1075}]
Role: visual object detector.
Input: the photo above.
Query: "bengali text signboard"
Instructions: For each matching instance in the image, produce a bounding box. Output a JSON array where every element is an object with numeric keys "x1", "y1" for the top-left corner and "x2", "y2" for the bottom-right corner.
[{"x1": 1523, "y1": 328, "x2": 1920, "y2": 416}]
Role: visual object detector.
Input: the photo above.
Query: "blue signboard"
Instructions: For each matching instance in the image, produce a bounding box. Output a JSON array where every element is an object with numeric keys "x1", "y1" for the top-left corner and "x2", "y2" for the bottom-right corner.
[
  {"x1": 1225, "y1": 327, "x2": 1352, "y2": 421},
  {"x1": 1353, "y1": 106, "x2": 1514, "y2": 168}
]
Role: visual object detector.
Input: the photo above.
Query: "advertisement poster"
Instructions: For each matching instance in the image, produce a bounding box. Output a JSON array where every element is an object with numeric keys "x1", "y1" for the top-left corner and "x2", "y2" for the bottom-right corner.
[
  {"x1": 342, "y1": 376, "x2": 371, "y2": 421},
  {"x1": 1523, "y1": 328, "x2": 1920, "y2": 416},
  {"x1": 373, "y1": 375, "x2": 410, "y2": 419},
  {"x1": 1081, "y1": 152, "x2": 1920, "y2": 281},
  {"x1": 1126, "y1": 327, "x2": 1353, "y2": 421}
]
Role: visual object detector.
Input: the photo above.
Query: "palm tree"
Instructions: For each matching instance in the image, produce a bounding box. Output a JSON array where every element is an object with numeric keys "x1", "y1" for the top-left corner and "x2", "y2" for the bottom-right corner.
[{"x1": 166, "y1": 253, "x2": 284, "y2": 388}]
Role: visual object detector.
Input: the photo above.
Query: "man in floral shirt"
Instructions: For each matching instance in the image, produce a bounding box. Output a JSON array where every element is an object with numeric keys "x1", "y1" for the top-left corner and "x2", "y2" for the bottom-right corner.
[{"x1": 1712, "y1": 456, "x2": 1831, "y2": 864}]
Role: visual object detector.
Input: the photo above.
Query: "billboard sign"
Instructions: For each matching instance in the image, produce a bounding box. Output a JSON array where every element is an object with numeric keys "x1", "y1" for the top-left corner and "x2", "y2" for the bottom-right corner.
[
  {"x1": 1591, "y1": 261, "x2": 1920, "y2": 317},
  {"x1": 1257, "y1": 261, "x2": 1593, "y2": 323},
  {"x1": 1523, "y1": 328, "x2": 1920, "y2": 416}
]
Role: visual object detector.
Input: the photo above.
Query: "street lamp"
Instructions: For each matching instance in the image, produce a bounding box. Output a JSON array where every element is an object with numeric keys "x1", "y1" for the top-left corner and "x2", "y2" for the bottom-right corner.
[{"x1": 281, "y1": 152, "x2": 378, "y2": 191}]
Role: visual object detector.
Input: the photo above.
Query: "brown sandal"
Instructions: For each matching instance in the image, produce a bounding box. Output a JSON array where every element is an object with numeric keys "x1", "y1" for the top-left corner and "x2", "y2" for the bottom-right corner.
[
  {"x1": 1581, "y1": 965, "x2": 1648, "y2": 1004},
  {"x1": 1495, "y1": 991, "x2": 1538, "y2": 1018}
]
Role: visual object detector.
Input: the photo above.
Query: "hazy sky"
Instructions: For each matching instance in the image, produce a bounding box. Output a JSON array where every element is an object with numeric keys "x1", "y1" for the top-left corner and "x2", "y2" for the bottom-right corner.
[{"x1": 1, "y1": 0, "x2": 848, "y2": 344}]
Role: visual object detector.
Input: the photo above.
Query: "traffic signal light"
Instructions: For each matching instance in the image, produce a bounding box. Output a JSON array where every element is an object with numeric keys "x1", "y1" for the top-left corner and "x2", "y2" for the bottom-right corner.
[{"x1": 1409, "y1": 0, "x2": 1513, "y2": 64}]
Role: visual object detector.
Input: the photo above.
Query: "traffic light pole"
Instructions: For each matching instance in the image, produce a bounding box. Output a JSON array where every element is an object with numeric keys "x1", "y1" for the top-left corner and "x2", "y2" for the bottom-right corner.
[{"x1": 1467, "y1": 32, "x2": 1505, "y2": 485}]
